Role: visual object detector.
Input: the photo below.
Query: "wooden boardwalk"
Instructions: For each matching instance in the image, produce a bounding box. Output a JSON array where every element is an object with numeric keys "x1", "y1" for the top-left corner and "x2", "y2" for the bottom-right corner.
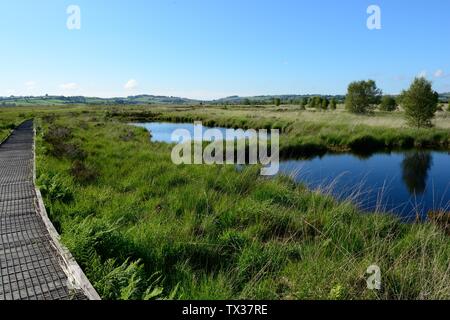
[{"x1": 0, "y1": 120, "x2": 97, "y2": 300}]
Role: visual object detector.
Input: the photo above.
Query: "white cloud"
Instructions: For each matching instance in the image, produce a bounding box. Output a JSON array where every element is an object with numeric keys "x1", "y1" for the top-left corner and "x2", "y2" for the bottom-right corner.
[
  {"x1": 418, "y1": 70, "x2": 427, "y2": 78},
  {"x1": 434, "y1": 69, "x2": 444, "y2": 78},
  {"x1": 59, "y1": 82, "x2": 78, "y2": 90},
  {"x1": 124, "y1": 79, "x2": 138, "y2": 90}
]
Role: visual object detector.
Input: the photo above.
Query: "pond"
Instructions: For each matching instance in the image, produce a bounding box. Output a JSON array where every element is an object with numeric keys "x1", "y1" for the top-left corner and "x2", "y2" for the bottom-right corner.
[
  {"x1": 279, "y1": 152, "x2": 450, "y2": 221},
  {"x1": 135, "y1": 122, "x2": 450, "y2": 220},
  {"x1": 133, "y1": 122, "x2": 256, "y2": 142}
]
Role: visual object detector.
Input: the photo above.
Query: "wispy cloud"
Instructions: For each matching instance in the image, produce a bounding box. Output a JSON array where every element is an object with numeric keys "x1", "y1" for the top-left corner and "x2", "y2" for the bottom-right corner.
[
  {"x1": 434, "y1": 69, "x2": 444, "y2": 78},
  {"x1": 59, "y1": 82, "x2": 78, "y2": 90},
  {"x1": 124, "y1": 79, "x2": 138, "y2": 90}
]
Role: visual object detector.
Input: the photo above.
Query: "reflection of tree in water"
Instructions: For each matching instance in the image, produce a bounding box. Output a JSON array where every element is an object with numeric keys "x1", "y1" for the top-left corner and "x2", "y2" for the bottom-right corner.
[{"x1": 401, "y1": 151, "x2": 433, "y2": 194}]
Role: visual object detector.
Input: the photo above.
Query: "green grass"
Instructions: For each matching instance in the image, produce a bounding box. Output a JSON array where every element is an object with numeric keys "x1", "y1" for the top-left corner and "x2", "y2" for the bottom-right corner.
[
  {"x1": 1, "y1": 104, "x2": 450, "y2": 299},
  {"x1": 0, "y1": 109, "x2": 30, "y2": 141},
  {"x1": 31, "y1": 109, "x2": 450, "y2": 300},
  {"x1": 107, "y1": 104, "x2": 450, "y2": 156}
]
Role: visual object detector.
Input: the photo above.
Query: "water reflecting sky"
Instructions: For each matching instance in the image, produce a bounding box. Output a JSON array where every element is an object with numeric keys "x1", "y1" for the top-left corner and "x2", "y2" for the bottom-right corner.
[
  {"x1": 135, "y1": 122, "x2": 450, "y2": 220},
  {"x1": 279, "y1": 151, "x2": 450, "y2": 220}
]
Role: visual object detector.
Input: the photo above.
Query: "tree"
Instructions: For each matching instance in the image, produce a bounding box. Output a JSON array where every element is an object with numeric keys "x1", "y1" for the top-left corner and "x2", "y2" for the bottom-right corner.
[
  {"x1": 330, "y1": 98, "x2": 337, "y2": 110},
  {"x1": 311, "y1": 96, "x2": 322, "y2": 111},
  {"x1": 379, "y1": 95, "x2": 397, "y2": 111},
  {"x1": 274, "y1": 98, "x2": 281, "y2": 106},
  {"x1": 345, "y1": 80, "x2": 382, "y2": 114},
  {"x1": 308, "y1": 97, "x2": 316, "y2": 109},
  {"x1": 400, "y1": 77, "x2": 439, "y2": 128},
  {"x1": 300, "y1": 98, "x2": 307, "y2": 110},
  {"x1": 321, "y1": 98, "x2": 329, "y2": 110}
]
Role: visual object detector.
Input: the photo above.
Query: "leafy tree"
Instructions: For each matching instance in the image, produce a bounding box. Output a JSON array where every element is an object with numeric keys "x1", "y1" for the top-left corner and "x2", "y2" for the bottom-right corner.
[
  {"x1": 316, "y1": 97, "x2": 323, "y2": 108},
  {"x1": 379, "y1": 95, "x2": 397, "y2": 111},
  {"x1": 330, "y1": 98, "x2": 337, "y2": 110},
  {"x1": 321, "y1": 98, "x2": 329, "y2": 110},
  {"x1": 308, "y1": 97, "x2": 316, "y2": 109},
  {"x1": 299, "y1": 99, "x2": 307, "y2": 110},
  {"x1": 274, "y1": 98, "x2": 281, "y2": 106},
  {"x1": 310, "y1": 96, "x2": 322, "y2": 110},
  {"x1": 400, "y1": 77, "x2": 439, "y2": 128},
  {"x1": 345, "y1": 80, "x2": 382, "y2": 114}
]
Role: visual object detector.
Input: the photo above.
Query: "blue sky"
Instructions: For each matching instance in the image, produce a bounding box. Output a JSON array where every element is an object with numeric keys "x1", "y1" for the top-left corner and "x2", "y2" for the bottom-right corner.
[{"x1": 1, "y1": 0, "x2": 449, "y2": 99}]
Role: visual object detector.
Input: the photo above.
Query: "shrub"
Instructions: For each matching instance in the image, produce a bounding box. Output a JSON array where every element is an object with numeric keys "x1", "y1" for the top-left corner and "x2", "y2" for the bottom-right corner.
[
  {"x1": 37, "y1": 173, "x2": 73, "y2": 203},
  {"x1": 43, "y1": 126, "x2": 72, "y2": 144},
  {"x1": 330, "y1": 99, "x2": 337, "y2": 110},
  {"x1": 345, "y1": 80, "x2": 382, "y2": 114},
  {"x1": 379, "y1": 96, "x2": 397, "y2": 111},
  {"x1": 43, "y1": 126, "x2": 87, "y2": 159},
  {"x1": 400, "y1": 78, "x2": 439, "y2": 128},
  {"x1": 93, "y1": 259, "x2": 168, "y2": 300},
  {"x1": 71, "y1": 160, "x2": 99, "y2": 184},
  {"x1": 321, "y1": 98, "x2": 329, "y2": 110},
  {"x1": 300, "y1": 99, "x2": 307, "y2": 110}
]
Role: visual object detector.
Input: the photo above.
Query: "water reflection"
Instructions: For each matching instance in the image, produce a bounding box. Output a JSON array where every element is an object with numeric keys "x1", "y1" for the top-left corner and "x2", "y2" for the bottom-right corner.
[
  {"x1": 401, "y1": 152, "x2": 433, "y2": 195},
  {"x1": 276, "y1": 150, "x2": 449, "y2": 219},
  {"x1": 135, "y1": 121, "x2": 450, "y2": 219}
]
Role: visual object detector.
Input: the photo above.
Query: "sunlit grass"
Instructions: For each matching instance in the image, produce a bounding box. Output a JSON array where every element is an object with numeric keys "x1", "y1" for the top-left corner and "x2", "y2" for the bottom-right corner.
[
  {"x1": 1, "y1": 104, "x2": 450, "y2": 299},
  {"x1": 33, "y1": 111, "x2": 450, "y2": 300}
]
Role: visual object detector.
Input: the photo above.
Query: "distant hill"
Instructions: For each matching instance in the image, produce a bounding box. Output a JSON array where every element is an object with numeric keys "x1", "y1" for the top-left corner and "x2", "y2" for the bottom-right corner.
[
  {"x1": 1, "y1": 93, "x2": 448, "y2": 106},
  {"x1": 0, "y1": 94, "x2": 199, "y2": 106},
  {"x1": 212, "y1": 94, "x2": 346, "y2": 105}
]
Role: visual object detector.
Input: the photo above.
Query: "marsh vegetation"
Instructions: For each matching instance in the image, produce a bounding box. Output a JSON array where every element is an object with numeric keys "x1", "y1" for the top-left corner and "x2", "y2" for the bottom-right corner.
[{"x1": 1, "y1": 101, "x2": 450, "y2": 300}]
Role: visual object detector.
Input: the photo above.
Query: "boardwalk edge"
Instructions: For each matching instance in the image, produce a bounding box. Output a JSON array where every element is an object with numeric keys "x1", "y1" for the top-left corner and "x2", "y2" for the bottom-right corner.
[{"x1": 32, "y1": 121, "x2": 101, "y2": 300}]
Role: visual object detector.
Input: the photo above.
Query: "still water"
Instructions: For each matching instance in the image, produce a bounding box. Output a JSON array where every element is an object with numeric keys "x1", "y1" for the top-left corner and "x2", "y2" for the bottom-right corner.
[
  {"x1": 133, "y1": 122, "x2": 255, "y2": 142},
  {"x1": 279, "y1": 152, "x2": 450, "y2": 220},
  {"x1": 136, "y1": 122, "x2": 450, "y2": 220}
]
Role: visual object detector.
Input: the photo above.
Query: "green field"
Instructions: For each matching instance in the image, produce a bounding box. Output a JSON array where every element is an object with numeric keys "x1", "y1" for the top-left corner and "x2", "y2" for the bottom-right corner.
[
  {"x1": 109, "y1": 104, "x2": 450, "y2": 156},
  {"x1": 1, "y1": 104, "x2": 450, "y2": 299}
]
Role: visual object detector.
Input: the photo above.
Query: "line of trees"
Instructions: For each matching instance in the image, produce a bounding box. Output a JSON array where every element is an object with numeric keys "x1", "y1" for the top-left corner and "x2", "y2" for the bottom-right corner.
[
  {"x1": 304, "y1": 96, "x2": 338, "y2": 111},
  {"x1": 345, "y1": 78, "x2": 440, "y2": 128},
  {"x1": 239, "y1": 96, "x2": 344, "y2": 107},
  {"x1": 237, "y1": 78, "x2": 443, "y2": 129}
]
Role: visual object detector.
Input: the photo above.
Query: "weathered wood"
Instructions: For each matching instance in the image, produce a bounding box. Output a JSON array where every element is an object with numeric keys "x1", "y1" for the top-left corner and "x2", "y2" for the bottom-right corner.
[{"x1": 0, "y1": 120, "x2": 99, "y2": 300}]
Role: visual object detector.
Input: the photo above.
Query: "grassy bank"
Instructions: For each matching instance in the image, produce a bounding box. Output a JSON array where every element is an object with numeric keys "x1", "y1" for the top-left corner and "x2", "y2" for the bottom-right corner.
[
  {"x1": 33, "y1": 110, "x2": 450, "y2": 300},
  {"x1": 0, "y1": 108, "x2": 26, "y2": 141},
  {"x1": 107, "y1": 104, "x2": 450, "y2": 156}
]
